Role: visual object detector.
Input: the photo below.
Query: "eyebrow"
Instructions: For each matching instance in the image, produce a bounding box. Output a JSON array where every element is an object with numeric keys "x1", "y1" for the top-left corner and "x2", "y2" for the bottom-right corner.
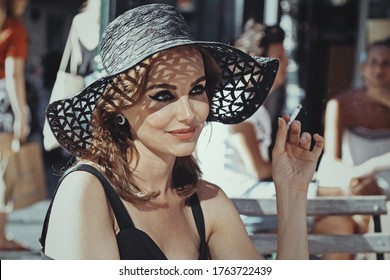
[
  {"x1": 145, "y1": 76, "x2": 206, "y2": 91},
  {"x1": 191, "y1": 76, "x2": 206, "y2": 87},
  {"x1": 146, "y1": 83, "x2": 176, "y2": 91}
]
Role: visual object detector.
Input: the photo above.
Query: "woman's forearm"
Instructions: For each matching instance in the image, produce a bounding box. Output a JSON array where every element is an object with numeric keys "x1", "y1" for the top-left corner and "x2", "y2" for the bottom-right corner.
[
  {"x1": 5, "y1": 58, "x2": 27, "y2": 119},
  {"x1": 353, "y1": 152, "x2": 390, "y2": 178},
  {"x1": 275, "y1": 188, "x2": 309, "y2": 259}
]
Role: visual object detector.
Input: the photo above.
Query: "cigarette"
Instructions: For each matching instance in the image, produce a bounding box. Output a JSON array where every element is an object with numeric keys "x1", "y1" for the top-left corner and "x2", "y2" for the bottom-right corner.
[{"x1": 287, "y1": 104, "x2": 302, "y2": 129}]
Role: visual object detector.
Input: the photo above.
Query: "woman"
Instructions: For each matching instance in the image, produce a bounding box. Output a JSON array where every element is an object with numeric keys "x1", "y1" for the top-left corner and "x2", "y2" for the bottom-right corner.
[
  {"x1": 0, "y1": 0, "x2": 30, "y2": 251},
  {"x1": 43, "y1": 0, "x2": 102, "y2": 151},
  {"x1": 315, "y1": 38, "x2": 390, "y2": 259},
  {"x1": 40, "y1": 4, "x2": 323, "y2": 260},
  {"x1": 196, "y1": 21, "x2": 291, "y2": 203},
  {"x1": 231, "y1": 21, "x2": 289, "y2": 182}
]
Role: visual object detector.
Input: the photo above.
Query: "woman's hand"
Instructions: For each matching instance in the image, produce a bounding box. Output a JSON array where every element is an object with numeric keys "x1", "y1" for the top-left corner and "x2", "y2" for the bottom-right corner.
[
  {"x1": 12, "y1": 104, "x2": 30, "y2": 144},
  {"x1": 349, "y1": 176, "x2": 383, "y2": 196},
  {"x1": 13, "y1": 111, "x2": 30, "y2": 143},
  {"x1": 272, "y1": 115, "x2": 324, "y2": 193}
]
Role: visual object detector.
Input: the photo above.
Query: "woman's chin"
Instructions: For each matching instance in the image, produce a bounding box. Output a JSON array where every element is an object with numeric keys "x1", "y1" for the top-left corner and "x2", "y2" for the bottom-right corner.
[{"x1": 171, "y1": 143, "x2": 197, "y2": 157}]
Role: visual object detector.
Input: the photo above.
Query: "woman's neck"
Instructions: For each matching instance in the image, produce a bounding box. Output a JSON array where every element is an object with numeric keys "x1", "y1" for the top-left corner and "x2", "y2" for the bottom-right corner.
[{"x1": 129, "y1": 149, "x2": 176, "y2": 195}]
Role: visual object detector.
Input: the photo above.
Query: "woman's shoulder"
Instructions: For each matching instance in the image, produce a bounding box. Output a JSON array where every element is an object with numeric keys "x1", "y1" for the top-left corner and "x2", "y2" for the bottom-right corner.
[
  {"x1": 48, "y1": 164, "x2": 114, "y2": 235},
  {"x1": 196, "y1": 179, "x2": 222, "y2": 196},
  {"x1": 195, "y1": 179, "x2": 232, "y2": 209},
  {"x1": 334, "y1": 88, "x2": 365, "y2": 104},
  {"x1": 54, "y1": 164, "x2": 109, "y2": 209},
  {"x1": 330, "y1": 89, "x2": 366, "y2": 116},
  {"x1": 71, "y1": 13, "x2": 100, "y2": 50},
  {"x1": 195, "y1": 179, "x2": 247, "y2": 246},
  {"x1": 44, "y1": 164, "x2": 117, "y2": 259}
]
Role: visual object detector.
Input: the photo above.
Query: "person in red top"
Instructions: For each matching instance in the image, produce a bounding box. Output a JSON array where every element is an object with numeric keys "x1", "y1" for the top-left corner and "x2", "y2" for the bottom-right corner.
[{"x1": 0, "y1": 0, "x2": 30, "y2": 251}]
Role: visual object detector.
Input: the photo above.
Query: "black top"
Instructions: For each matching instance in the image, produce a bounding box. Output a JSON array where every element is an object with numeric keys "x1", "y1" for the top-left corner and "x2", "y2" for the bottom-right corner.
[{"x1": 39, "y1": 164, "x2": 209, "y2": 260}]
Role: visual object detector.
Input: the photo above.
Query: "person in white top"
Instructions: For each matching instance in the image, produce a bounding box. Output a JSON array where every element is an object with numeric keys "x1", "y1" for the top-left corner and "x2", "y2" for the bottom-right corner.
[
  {"x1": 43, "y1": 0, "x2": 102, "y2": 152},
  {"x1": 314, "y1": 37, "x2": 390, "y2": 259},
  {"x1": 197, "y1": 21, "x2": 291, "y2": 198},
  {"x1": 196, "y1": 21, "x2": 315, "y2": 235}
]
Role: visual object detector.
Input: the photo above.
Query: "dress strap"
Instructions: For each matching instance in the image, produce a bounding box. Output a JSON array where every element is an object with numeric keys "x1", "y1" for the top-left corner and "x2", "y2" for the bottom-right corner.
[
  {"x1": 188, "y1": 194, "x2": 206, "y2": 244},
  {"x1": 75, "y1": 164, "x2": 134, "y2": 229},
  {"x1": 39, "y1": 164, "x2": 134, "y2": 249}
]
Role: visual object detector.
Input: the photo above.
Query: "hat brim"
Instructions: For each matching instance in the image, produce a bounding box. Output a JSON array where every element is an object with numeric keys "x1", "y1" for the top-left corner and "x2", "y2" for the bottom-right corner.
[{"x1": 46, "y1": 41, "x2": 278, "y2": 157}]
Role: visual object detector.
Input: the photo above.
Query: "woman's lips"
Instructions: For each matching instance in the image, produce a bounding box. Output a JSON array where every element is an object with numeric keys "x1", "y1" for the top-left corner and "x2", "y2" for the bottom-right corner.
[{"x1": 168, "y1": 127, "x2": 196, "y2": 140}]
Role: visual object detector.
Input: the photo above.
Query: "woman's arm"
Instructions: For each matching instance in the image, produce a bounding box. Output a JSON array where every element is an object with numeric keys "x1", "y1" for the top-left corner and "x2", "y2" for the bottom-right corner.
[
  {"x1": 44, "y1": 171, "x2": 120, "y2": 259},
  {"x1": 204, "y1": 116, "x2": 323, "y2": 260},
  {"x1": 272, "y1": 116, "x2": 324, "y2": 259},
  {"x1": 323, "y1": 99, "x2": 343, "y2": 160},
  {"x1": 201, "y1": 182, "x2": 262, "y2": 260},
  {"x1": 229, "y1": 122, "x2": 272, "y2": 180},
  {"x1": 319, "y1": 99, "x2": 389, "y2": 189},
  {"x1": 352, "y1": 151, "x2": 390, "y2": 178},
  {"x1": 347, "y1": 152, "x2": 390, "y2": 197},
  {"x1": 4, "y1": 57, "x2": 29, "y2": 142},
  {"x1": 316, "y1": 99, "x2": 353, "y2": 189}
]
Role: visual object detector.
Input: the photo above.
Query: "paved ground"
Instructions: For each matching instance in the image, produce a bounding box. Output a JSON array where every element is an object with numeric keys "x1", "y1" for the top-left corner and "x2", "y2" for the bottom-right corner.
[{"x1": 1, "y1": 200, "x2": 50, "y2": 260}]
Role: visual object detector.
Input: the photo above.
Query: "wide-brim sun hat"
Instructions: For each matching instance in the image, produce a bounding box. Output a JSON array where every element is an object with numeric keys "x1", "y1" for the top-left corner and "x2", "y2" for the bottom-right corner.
[{"x1": 46, "y1": 3, "x2": 279, "y2": 158}]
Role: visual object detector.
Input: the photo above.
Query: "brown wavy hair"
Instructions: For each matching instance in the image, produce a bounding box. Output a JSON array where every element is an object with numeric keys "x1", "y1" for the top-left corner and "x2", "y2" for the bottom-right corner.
[{"x1": 83, "y1": 47, "x2": 221, "y2": 203}]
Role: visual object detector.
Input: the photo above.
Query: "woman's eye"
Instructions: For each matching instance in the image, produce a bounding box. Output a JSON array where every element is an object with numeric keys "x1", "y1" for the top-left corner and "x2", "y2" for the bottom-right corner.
[
  {"x1": 149, "y1": 91, "x2": 174, "y2": 102},
  {"x1": 190, "y1": 84, "x2": 206, "y2": 96},
  {"x1": 368, "y1": 60, "x2": 377, "y2": 67}
]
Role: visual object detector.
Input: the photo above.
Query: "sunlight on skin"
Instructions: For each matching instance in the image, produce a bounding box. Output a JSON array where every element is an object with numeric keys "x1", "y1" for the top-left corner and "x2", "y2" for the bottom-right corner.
[{"x1": 124, "y1": 47, "x2": 210, "y2": 159}]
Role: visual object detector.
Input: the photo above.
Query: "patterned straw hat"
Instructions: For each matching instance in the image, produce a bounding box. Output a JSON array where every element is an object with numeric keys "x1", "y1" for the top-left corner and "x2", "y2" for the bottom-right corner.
[{"x1": 46, "y1": 3, "x2": 279, "y2": 157}]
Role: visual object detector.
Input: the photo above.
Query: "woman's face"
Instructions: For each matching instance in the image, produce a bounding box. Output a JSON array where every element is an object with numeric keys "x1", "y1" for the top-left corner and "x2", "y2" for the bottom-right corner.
[
  {"x1": 362, "y1": 45, "x2": 390, "y2": 89},
  {"x1": 123, "y1": 46, "x2": 210, "y2": 158},
  {"x1": 11, "y1": 0, "x2": 28, "y2": 17}
]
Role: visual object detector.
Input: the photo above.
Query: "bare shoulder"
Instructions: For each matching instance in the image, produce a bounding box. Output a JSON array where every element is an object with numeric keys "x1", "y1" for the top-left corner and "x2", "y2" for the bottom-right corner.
[
  {"x1": 55, "y1": 167, "x2": 108, "y2": 206},
  {"x1": 72, "y1": 12, "x2": 87, "y2": 26},
  {"x1": 196, "y1": 179, "x2": 227, "y2": 203},
  {"x1": 335, "y1": 89, "x2": 365, "y2": 108},
  {"x1": 48, "y1": 166, "x2": 113, "y2": 228},
  {"x1": 194, "y1": 180, "x2": 260, "y2": 260},
  {"x1": 195, "y1": 180, "x2": 237, "y2": 218},
  {"x1": 45, "y1": 166, "x2": 117, "y2": 259},
  {"x1": 334, "y1": 88, "x2": 388, "y2": 127}
]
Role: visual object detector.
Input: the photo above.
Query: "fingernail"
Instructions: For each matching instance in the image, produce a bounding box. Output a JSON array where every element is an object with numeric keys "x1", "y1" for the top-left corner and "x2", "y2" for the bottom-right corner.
[{"x1": 278, "y1": 117, "x2": 283, "y2": 128}]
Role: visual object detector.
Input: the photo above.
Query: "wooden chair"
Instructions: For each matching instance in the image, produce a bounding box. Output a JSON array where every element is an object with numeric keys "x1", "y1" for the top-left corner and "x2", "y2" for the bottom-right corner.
[{"x1": 231, "y1": 195, "x2": 390, "y2": 259}]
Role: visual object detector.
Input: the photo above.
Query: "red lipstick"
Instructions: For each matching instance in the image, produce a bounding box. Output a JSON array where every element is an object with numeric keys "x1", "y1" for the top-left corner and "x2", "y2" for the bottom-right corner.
[{"x1": 168, "y1": 127, "x2": 196, "y2": 140}]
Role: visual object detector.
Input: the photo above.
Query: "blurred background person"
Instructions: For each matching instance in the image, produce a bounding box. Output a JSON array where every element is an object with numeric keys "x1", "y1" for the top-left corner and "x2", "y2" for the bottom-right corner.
[
  {"x1": 0, "y1": 0, "x2": 30, "y2": 251},
  {"x1": 69, "y1": 0, "x2": 102, "y2": 87},
  {"x1": 197, "y1": 19, "x2": 288, "y2": 192},
  {"x1": 42, "y1": 0, "x2": 102, "y2": 192},
  {"x1": 314, "y1": 37, "x2": 390, "y2": 260},
  {"x1": 235, "y1": 19, "x2": 289, "y2": 144},
  {"x1": 196, "y1": 19, "x2": 298, "y2": 236},
  {"x1": 232, "y1": 19, "x2": 289, "y2": 180}
]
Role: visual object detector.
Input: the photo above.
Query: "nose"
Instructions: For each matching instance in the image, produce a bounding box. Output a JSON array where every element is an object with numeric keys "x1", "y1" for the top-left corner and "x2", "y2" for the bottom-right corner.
[{"x1": 176, "y1": 96, "x2": 195, "y2": 123}]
